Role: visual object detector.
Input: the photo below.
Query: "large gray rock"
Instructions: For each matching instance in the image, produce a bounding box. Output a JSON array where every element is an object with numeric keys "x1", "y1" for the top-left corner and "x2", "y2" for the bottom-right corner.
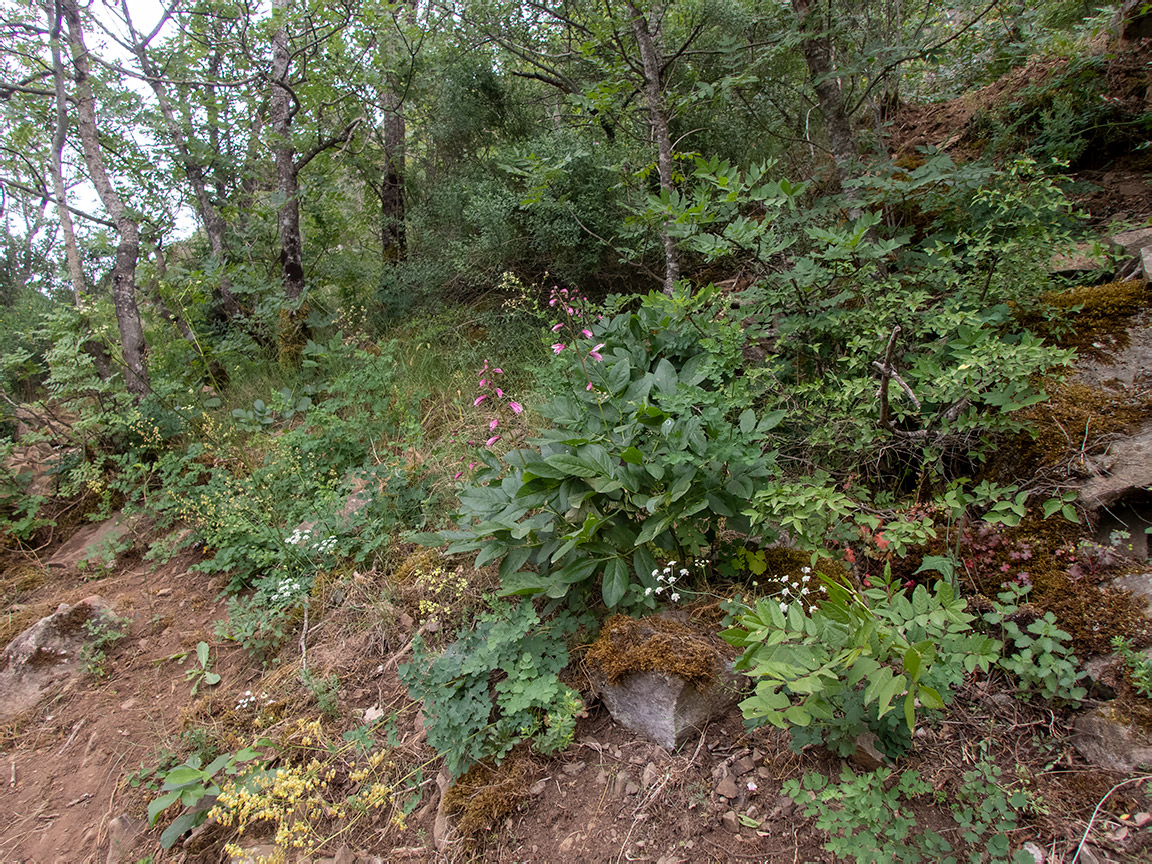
[
  {"x1": 594, "y1": 669, "x2": 740, "y2": 751},
  {"x1": 588, "y1": 617, "x2": 741, "y2": 751},
  {"x1": 1112, "y1": 228, "x2": 1152, "y2": 256},
  {"x1": 0, "y1": 596, "x2": 117, "y2": 721},
  {"x1": 1072, "y1": 705, "x2": 1152, "y2": 772},
  {"x1": 1078, "y1": 422, "x2": 1152, "y2": 510}
]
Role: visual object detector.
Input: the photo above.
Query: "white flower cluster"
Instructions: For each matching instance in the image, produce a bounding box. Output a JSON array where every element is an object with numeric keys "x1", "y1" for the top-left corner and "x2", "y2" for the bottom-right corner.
[
  {"x1": 776, "y1": 566, "x2": 826, "y2": 615},
  {"x1": 285, "y1": 526, "x2": 336, "y2": 555},
  {"x1": 644, "y1": 560, "x2": 701, "y2": 603},
  {"x1": 235, "y1": 689, "x2": 272, "y2": 710},
  {"x1": 272, "y1": 577, "x2": 304, "y2": 604}
]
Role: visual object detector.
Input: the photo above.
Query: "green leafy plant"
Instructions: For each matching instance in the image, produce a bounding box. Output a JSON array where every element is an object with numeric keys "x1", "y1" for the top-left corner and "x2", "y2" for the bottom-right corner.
[
  {"x1": 301, "y1": 669, "x2": 340, "y2": 718},
  {"x1": 81, "y1": 614, "x2": 130, "y2": 678},
  {"x1": 722, "y1": 570, "x2": 1000, "y2": 756},
  {"x1": 414, "y1": 286, "x2": 777, "y2": 609},
  {"x1": 184, "y1": 641, "x2": 221, "y2": 696},
  {"x1": 983, "y1": 584, "x2": 1086, "y2": 704},
  {"x1": 399, "y1": 599, "x2": 584, "y2": 776},
  {"x1": 148, "y1": 743, "x2": 268, "y2": 849},
  {"x1": 783, "y1": 763, "x2": 1035, "y2": 864},
  {"x1": 1112, "y1": 635, "x2": 1152, "y2": 698}
]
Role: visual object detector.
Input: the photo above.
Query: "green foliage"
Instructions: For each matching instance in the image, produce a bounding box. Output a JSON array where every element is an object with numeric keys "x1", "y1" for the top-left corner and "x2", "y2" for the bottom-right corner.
[
  {"x1": 1112, "y1": 636, "x2": 1152, "y2": 699},
  {"x1": 185, "y1": 641, "x2": 221, "y2": 696},
  {"x1": 783, "y1": 763, "x2": 1035, "y2": 864},
  {"x1": 984, "y1": 584, "x2": 1086, "y2": 704},
  {"x1": 722, "y1": 570, "x2": 1000, "y2": 757},
  {"x1": 416, "y1": 287, "x2": 776, "y2": 608},
  {"x1": 399, "y1": 600, "x2": 584, "y2": 777},
  {"x1": 81, "y1": 613, "x2": 130, "y2": 678},
  {"x1": 301, "y1": 668, "x2": 340, "y2": 718},
  {"x1": 147, "y1": 744, "x2": 268, "y2": 849}
]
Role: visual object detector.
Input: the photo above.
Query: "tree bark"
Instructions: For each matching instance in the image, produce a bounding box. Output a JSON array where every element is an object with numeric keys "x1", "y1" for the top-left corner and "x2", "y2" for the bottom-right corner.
[
  {"x1": 60, "y1": 0, "x2": 150, "y2": 396},
  {"x1": 791, "y1": 0, "x2": 857, "y2": 190},
  {"x1": 270, "y1": 0, "x2": 305, "y2": 305},
  {"x1": 627, "y1": 2, "x2": 679, "y2": 296},
  {"x1": 46, "y1": 3, "x2": 85, "y2": 309},
  {"x1": 380, "y1": 97, "x2": 405, "y2": 262},
  {"x1": 120, "y1": 2, "x2": 241, "y2": 319}
]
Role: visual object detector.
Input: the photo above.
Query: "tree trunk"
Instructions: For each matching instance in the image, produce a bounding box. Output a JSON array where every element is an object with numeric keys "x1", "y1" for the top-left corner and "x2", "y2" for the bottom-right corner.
[
  {"x1": 121, "y1": 5, "x2": 241, "y2": 319},
  {"x1": 627, "y1": 2, "x2": 679, "y2": 296},
  {"x1": 791, "y1": 0, "x2": 857, "y2": 189},
  {"x1": 46, "y1": 4, "x2": 85, "y2": 309},
  {"x1": 380, "y1": 99, "x2": 406, "y2": 262},
  {"x1": 270, "y1": 0, "x2": 305, "y2": 304},
  {"x1": 60, "y1": 0, "x2": 150, "y2": 396}
]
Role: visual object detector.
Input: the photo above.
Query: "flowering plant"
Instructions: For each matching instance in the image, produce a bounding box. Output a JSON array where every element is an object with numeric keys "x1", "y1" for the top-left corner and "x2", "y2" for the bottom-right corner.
[{"x1": 413, "y1": 286, "x2": 779, "y2": 609}]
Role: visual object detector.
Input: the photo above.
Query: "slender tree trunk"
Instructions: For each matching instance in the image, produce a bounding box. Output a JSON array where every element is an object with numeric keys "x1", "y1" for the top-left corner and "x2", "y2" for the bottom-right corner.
[
  {"x1": 380, "y1": 99, "x2": 406, "y2": 261},
  {"x1": 628, "y1": 2, "x2": 679, "y2": 296},
  {"x1": 791, "y1": 0, "x2": 857, "y2": 190},
  {"x1": 270, "y1": 0, "x2": 305, "y2": 304},
  {"x1": 122, "y1": 12, "x2": 241, "y2": 318},
  {"x1": 60, "y1": 0, "x2": 150, "y2": 395},
  {"x1": 47, "y1": 7, "x2": 85, "y2": 309}
]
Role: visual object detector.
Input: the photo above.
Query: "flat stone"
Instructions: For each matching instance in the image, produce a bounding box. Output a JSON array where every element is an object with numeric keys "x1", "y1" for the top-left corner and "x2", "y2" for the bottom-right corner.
[
  {"x1": 715, "y1": 775, "x2": 739, "y2": 799},
  {"x1": 850, "y1": 733, "x2": 889, "y2": 770},
  {"x1": 104, "y1": 814, "x2": 143, "y2": 864},
  {"x1": 562, "y1": 761, "x2": 585, "y2": 776},
  {"x1": 721, "y1": 810, "x2": 740, "y2": 833},
  {"x1": 641, "y1": 762, "x2": 660, "y2": 788},
  {"x1": 732, "y1": 755, "x2": 755, "y2": 775},
  {"x1": 1079, "y1": 422, "x2": 1152, "y2": 511},
  {"x1": 529, "y1": 779, "x2": 548, "y2": 796},
  {"x1": 0, "y1": 596, "x2": 117, "y2": 721},
  {"x1": 1144, "y1": 247, "x2": 1152, "y2": 284},
  {"x1": 1022, "y1": 841, "x2": 1046, "y2": 864},
  {"x1": 1049, "y1": 243, "x2": 1103, "y2": 274},
  {"x1": 47, "y1": 514, "x2": 136, "y2": 571},
  {"x1": 1072, "y1": 705, "x2": 1152, "y2": 772},
  {"x1": 1113, "y1": 228, "x2": 1152, "y2": 254}
]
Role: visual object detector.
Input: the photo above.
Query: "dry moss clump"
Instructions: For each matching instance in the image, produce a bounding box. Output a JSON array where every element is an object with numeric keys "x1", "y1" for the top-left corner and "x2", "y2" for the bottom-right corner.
[
  {"x1": 442, "y1": 757, "x2": 534, "y2": 839},
  {"x1": 994, "y1": 379, "x2": 1152, "y2": 481},
  {"x1": 585, "y1": 614, "x2": 730, "y2": 687},
  {"x1": 392, "y1": 547, "x2": 442, "y2": 584},
  {"x1": 1038, "y1": 279, "x2": 1147, "y2": 356}
]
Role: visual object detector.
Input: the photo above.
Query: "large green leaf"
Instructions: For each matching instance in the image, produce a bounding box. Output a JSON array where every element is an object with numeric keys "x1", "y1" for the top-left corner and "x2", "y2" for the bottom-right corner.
[{"x1": 602, "y1": 559, "x2": 629, "y2": 607}]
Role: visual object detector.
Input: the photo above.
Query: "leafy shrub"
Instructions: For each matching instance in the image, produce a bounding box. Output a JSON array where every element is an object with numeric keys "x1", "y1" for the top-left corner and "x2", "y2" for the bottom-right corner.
[
  {"x1": 722, "y1": 570, "x2": 1000, "y2": 757},
  {"x1": 784, "y1": 762, "x2": 1035, "y2": 864},
  {"x1": 399, "y1": 600, "x2": 584, "y2": 777},
  {"x1": 415, "y1": 286, "x2": 777, "y2": 608}
]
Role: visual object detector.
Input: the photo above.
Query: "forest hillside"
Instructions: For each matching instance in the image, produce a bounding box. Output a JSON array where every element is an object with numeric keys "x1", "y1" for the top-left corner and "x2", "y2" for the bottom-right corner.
[{"x1": 2, "y1": 0, "x2": 1152, "y2": 861}]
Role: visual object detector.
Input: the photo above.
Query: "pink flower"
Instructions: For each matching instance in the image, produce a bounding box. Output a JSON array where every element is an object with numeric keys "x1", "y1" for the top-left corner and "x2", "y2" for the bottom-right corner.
[
  {"x1": 552, "y1": 322, "x2": 564, "y2": 332},
  {"x1": 486, "y1": 435, "x2": 501, "y2": 447},
  {"x1": 454, "y1": 472, "x2": 462, "y2": 479},
  {"x1": 566, "y1": 307, "x2": 574, "y2": 314},
  {"x1": 479, "y1": 378, "x2": 486, "y2": 387},
  {"x1": 489, "y1": 418, "x2": 499, "y2": 430},
  {"x1": 495, "y1": 387, "x2": 503, "y2": 397},
  {"x1": 552, "y1": 343, "x2": 565, "y2": 354},
  {"x1": 589, "y1": 343, "x2": 605, "y2": 362},
  {"x1": 586, "y1": 381, "x2": 594, "y2": 391},
  {"x1": 493, "y1": 368, "x2": 502, "y2": 374},
  {"x1": 549, "y1": 298, "x2": 557, "y2": 306},
  {"x1": 474, "y1": 395, "x2": 488, "y2": 406},
  {"x1": 582, "y1": 329, "x2": 593, "y2": 339},
  {"x1": 509, "y1": 401, "x2": 523, "y2": 414},
  {"x1": 468, "y1": 462, "x2": 475, "y2": 470}
]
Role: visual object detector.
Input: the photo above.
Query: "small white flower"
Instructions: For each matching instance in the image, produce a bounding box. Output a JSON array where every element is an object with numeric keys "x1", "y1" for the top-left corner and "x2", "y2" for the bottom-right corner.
[
  {"x1": 651, "y1": 569, "x2": 660, "y2": 578},
  {"x1": 667, "y1": 576, "x2": 677, "y2": 584},
  {"x1": 801, "y1": 566, "x2": 811, "y2": 574},
  {"x1": 801, "y1": 587, "x2": 809, "y2": 595},
  {"x1": 809, "y1": 606, "x2": 817, "y2": 613},
  {"x1": 680, "y1": 568, "x2": 689, "y2": 576},
  {"x1": 670, "y1": 592, "x2": 680, "y2": 602},
  {"x1": 667, "y1": 560, "x2": 677, "y2": 567},
  {"x1": 779, "y1": 602, "x2": 788, "y2": 613},
  {"x1": 645, "y1": 587, "x2": 653, "y2": 596},
  {"x1": 792, "y1": 581, "x2": 799, "y2": 588},
  {"x1": 747, "y1": 781, "x2": 758, "y2": 792}
]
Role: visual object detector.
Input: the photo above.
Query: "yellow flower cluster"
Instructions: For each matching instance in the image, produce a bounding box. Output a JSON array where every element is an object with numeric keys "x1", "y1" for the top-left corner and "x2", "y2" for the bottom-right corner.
[{"x1": 414, "y1": 564, "x2": 468, "y2": 622}]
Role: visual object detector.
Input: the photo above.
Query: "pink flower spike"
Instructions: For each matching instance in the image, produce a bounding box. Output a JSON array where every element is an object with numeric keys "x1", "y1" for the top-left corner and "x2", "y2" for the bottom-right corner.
[
  {"x1": 567, "y1": 307, "x2": 574, "y2": 315},
  {"x1": 549, "y1": 298, "x2": 557, "y2": 306},
  {"x1": 479, "y1": 378, "x2": 487, "y2": 387},
  {"x1": 509, "y1": 401, "x2": 523, "y2": 414},
  {"x1": 495, "y1": 388, "x2": 503, "y2": 397},
  {"x1": 468, "y1": 462, "x2": 476, "y2": 470},
  {"x1": 589, "y1": 343, "x2": 605, "y2": 362},
  {"x1": 489, "y1": 418, "x2": 499, "y2": 431},
  {"x1": 486, "y1": 435, "x2": 501, "y2": 447},
  {"x1": 552, "y1": 322, "x2": 564, "y2": 332},
  {"x1": 582, "y1": 329, "x2": 593, "y2": 338},
  {"x1": 552, "y1": 343, "x2": 565, "y2": 354},
  {"x1": 473, "y1": 395, "x2": 488, "y2": 406}
]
